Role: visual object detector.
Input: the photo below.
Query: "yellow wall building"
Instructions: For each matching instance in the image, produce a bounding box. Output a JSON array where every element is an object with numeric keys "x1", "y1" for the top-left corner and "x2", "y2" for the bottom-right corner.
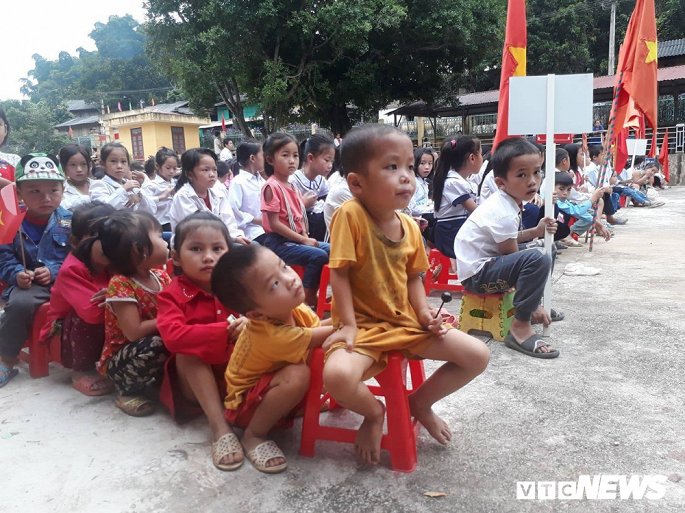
[{"x1": 101, "y1": 102, "x2": 210, "y2": 161}]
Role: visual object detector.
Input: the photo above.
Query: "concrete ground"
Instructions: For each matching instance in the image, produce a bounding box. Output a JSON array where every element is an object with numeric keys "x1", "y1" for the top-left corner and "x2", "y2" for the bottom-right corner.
[{"x1": 2, "y1": 188, "x2": 684, "y2": 513}]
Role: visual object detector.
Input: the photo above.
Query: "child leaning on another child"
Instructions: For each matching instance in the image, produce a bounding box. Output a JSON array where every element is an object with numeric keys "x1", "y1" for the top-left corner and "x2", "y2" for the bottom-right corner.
[
  {"x1": 322, "y1": 124, "x2": 490, "y2": 465},
  {"x1": 211, "y1": 244, "x2": 334, "y2": 474},
  {"x1": 0, "y1": 154, "x2": 72, "y2": 387}
]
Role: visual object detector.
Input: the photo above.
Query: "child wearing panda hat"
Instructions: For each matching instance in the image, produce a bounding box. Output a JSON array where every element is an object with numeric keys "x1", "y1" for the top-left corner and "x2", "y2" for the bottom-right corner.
[{"x1": 0, "y1": 153, "x2": 72, "y2": 387}]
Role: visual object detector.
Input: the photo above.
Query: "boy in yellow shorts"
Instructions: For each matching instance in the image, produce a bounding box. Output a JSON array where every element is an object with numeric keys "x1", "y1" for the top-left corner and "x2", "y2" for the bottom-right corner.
[
  {"x1": 323, "y1": 125, "x2": 490, "y2": 465},
  {"x1": 212, "y1": 245, "x2": 334, "y2": 474}
]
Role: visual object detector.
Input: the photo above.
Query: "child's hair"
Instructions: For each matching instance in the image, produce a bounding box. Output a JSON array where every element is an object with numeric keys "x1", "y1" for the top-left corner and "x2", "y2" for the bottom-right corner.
[
  {"x1": 235, "y1": 140, "x2": 262, "y2": 171},
  {"x1": 633, "y1": 155, "x2": 646, "y2": 168},
  {"x1": 555, "y1": 148, "x2": 569, "y2": 167},
  {"x1": 173, "y1": 211, "x2": 232, "y2": 253},
  {"x1": 131, "y1": 161, "x2": 145, "y2": 172},
  {"x1": 100, "y1": 142, "x2": 131, "y2": 165},
  {"x1": 211, "y1": 243, "x2": 265, "y2": 314},
  {"x1": 432, "y1": 136, "x2": 481, "y2": 211},
  {"x1": 144, "y1": 156, "x2": 156, "y2": 177},
  {"x1": 58, "y1": 144, "x2": 91, "y2": 172},
  {"x1": 175, "y1": 147, "x2": 217, "y2": 191},
  {"x1": 99, "y1": 211, "x2": 162, "y2": 276},
  {"x1": 563, "y1": 143, "x2": 581, "y2": 173},
  {"x1": 217, "y1": 160, "x2": 232, "y2": 179},
  {"x1": 303, "y1": 134, "x2": 335, "y2": 159},
  {"x1": 491, "y1": 137, "x2": 540, "y2": 179},
  {"x1": 332, "y1": 145, "x2": 341, "y2": 176},
  {"x1": 71, "y1": 202, "x2": 117, "y2": 270},
  {"x1": 262, "y1": 132, "x2": 298, "y2": 176},
  {"x1": 155, "y1": 147, "x2": 179, "y2": 168},
  {"x1": 477, "y1": 156, "x2": 494, "y2": 197},
  {"x1": 554, "y1": 171, "x2": 574, "y2": 186},
  {"x1": 340, "y1": 124, "x2": 406, "y2": 177},
  {"x1": 92, "y1": 165, "x2": 106, "y2": 179},
  {"x1": 413, "y1": 148, "x2": 435, "y2": 178},
  {"x1": 223, "y1": 138, "x2": 232, "y2": 147},
  {"x1": 0, "y1": 107, "x2": 10, "y2": 146},
  {"x1": 588, "y1": 145, "x2": 603, "y2": 160}
]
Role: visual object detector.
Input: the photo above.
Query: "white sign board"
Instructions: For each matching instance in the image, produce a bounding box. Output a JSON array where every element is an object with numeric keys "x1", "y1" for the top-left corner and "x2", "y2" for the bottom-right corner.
[
  {"x1": 626, "y1": 138, "x2": 648, "y2": 156},
  {"x1": 508, "y1": 74, "x2": 593, "y2": 135}
]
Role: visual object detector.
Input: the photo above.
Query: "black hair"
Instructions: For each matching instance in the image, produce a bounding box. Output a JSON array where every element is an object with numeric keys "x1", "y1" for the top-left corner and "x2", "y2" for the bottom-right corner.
[
  {"x1": 332, "y1": 145, "x2": 341, "y2": 176},
  {"x1": 491, "y1": 137, "x2": 540, "y2": 179},
  {"x1": 58, "y1": 144, "x2": 91, "y2": 175},
  {"x1": 633, "y1": 155, "x2": 646, "y2": 168},
  {"x1": 304, "y1": 134, "x2": 335, "y2": 158},
  {"x1": 211, "y1": 244, "x2": 266, "y2": 314},
  {"x1": 130, "y1": 160, "x2": 145, "y2": 172},
  {"x1": 554, "y1": 171, "x2": 574, "y2": 186},
  {"x1": 217, "y1": 159, "x2": 232, "y2": 179},
  {"x1": 99, "y1": 211, "x2": 162, "y2": 276},
  {"x1": 555, "y1": 148, "x2": 570, "y2": 167},
  {"x1": 588, "y1": 145, "x2": 603, "y2": 160},
  {"x1": 564, "y1": 143, "x2": 581, "y2": 173},
  {"x1": 0, "y1": 107, "x2": 10, "y2": 146},
  {"x1": 155, "y1": 147, "x2": 178, "y2": 168},
  {"x1": 235, "y1": 140, "x2": 262, "y2": 169},
  {"x1": 92, "y1": 165, "x2": 106, "y2": 180},
  {"x1": 100, "y1": 142, "x2": 131, "y2": 165},
  {"x1": 173, "y1": 211, "x2": 232, "y2": 253},
  {"x1": 223, "y1": 138, "x2": 233, "y2": 147},
  {"x1": 432, "y1": 136, "x2": 481, "y2": 212},
  {"x1": 144, "y1": 156, "x2": 156, "y2": 178},
  {"x1": 413, "y1": 148, "x2": 435, "y2": 178},
  {"x1": 176, "y1": 147, "x2": 217, "y2": 191},
  {"x1": 477, "y1": 154, "x2": 494, "y2": 197},
  {"x1": 262, "y1": 132, "x2": 298, "y2": 176},
  {"x1": 213, "y1": 129, "x2": 221, "y2": 137},
  {"x1": 340, "y1": 124, "x2": 406, "y2": 177},
  {"x1": 71, "y1": 202, "x2": 116, "y2": 270}
]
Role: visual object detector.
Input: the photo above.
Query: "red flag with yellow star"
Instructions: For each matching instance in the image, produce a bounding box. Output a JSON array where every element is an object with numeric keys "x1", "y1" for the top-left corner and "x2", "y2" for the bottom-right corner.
[
  {"x1": 0, "y1": 184, "x2": 26, "y2": 245},
  {"x1": 610, "y1": 0, "x2": 658, "y2": 152},
  {"x1": 493, "y1": 0, "x2": 527, "y2": 150}
]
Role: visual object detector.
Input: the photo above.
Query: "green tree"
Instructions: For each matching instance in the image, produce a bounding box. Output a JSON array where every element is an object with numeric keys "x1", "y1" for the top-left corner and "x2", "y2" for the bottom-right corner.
[{"x1": 0, "y1": 100, "x2": 70, "y2": 156}]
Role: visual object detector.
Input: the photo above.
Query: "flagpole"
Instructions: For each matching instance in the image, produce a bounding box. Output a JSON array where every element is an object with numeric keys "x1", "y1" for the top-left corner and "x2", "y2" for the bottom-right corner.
[
  {"x1": 589, "y1": 71, "x2": 624, "y2": 252},
  {"x1": 542, "y1": 74, "x2": 556, "y2": 337}
]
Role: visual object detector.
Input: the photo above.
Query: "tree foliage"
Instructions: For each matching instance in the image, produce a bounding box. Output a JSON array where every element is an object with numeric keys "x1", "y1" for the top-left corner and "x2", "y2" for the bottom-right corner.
[{"x1": 0, "y1": 100, "x2": 71, "y2": 156}]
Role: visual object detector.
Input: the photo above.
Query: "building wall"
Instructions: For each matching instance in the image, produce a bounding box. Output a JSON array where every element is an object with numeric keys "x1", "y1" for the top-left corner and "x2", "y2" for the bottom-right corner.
[{"x1": 116, "y1": 122, "x2": 202, "y2": 161}]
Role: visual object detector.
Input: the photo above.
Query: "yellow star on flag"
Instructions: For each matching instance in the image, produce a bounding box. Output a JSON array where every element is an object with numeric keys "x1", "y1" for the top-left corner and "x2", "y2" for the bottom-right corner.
[
  {"x1": 0, "y1": 210, "x2": 4, "y2": 226},
  {"x1": 509, "y1": 46, "x2": 527, "y2": 76},
  {"x1": 645, "y1": 40, "x2": 657, "y2": 64}
]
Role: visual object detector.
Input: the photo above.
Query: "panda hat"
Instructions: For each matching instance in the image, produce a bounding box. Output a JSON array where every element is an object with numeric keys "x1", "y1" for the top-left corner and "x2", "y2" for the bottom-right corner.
[{"x1": 15, "y1": 153, "x2": 65, "y2": 183}]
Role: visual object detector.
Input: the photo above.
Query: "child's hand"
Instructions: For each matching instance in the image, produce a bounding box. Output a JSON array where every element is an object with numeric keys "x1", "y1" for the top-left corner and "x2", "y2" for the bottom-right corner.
[
  {"x1": 302, "y1": 191, "x2": 318, "y2": 208},
  {"x1": 235, "y1": 236, "x2": 251, "y2": 246},
  {"x1": 302, "y1": 237, "x2": 318, "y2": 247},
  {"x1": 33, "y1": 267, "x2": 51, "y2": 286},
  {"x1": 123, "y1": 180, "x2": 141, "y2": 192},
  {"x1": 16, "y1": 270, "x2": 35, "y2": 289},
  {"x1": 91, "y1": 288, "x2": 107, "y2": 307},
  {"x1": 227, "y1": 316, "x2": 248, "y2": 342},
  {"x1": 591, "y1": 189, "x2": 603, "y2": 203},
  {"x1": 419, "y1": 308, "x2": 448, "y2": 337},
  {"x1": 536, "y1": 217, "x2": 557, "y2": 237},
  {"x1": 131, "y1": 170, "x2": 147, "y2": 183},
  {"x1": 323, "y1": 325, "x2": 357, "y2": 352},
  {"x1": 158, "y1": 187, "x2": 174, "y2": 201}
]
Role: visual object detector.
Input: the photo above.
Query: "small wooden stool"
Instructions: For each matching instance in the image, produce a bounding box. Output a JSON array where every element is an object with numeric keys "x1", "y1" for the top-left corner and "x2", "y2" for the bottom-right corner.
[{"x1": 458, "y1": 290, "x2": 515, "y2": 341}]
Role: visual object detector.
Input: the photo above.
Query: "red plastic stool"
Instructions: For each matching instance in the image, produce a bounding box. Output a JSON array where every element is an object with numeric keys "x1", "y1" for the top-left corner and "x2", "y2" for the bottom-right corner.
[
  {"x1": 300, "y1": 348, "x2": 426, "y2": 472},
  {"x1": 423, "y1": 249, "x2": 464, "y2": 295},
  {"x1": 18, "y1": 302, "x2": 61, "y2": 378},
  {"x1": 618, "y1": 195, "x2": 628, "y2": 208},
  {"x1": 316, "y1": 265, "x2": 332, "y2": 318}
]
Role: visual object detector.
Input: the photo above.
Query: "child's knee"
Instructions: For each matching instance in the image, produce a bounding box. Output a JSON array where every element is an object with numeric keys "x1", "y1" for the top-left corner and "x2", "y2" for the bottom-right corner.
[
  {"x1": 323, "y1": 356, "x2": 361, "y2": 392},
  {"x1": 527, "y1": 248, "x2": 552, "y2": 272},
  {"x1": 175, "y1": 354, "x2": 203, "y2": 372},
  {"x1": 277, "y1": 363, "x2": 310, "y2": 393}
]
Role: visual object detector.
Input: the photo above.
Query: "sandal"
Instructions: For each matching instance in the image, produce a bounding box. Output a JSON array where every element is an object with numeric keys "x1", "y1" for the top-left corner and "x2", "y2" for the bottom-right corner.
[
  {"x1": 72, "y1": 373, "x2": 115, "y2": 397},
  {"x1": 212, "y1": 432, "x2": 244, "y2": 471},
  {"x1": 245, "y1": 440, "x2": 288, "y2": 474},
  {"x1": 504, "y1": 333, "x2": 559, "y2": 359},
  {"x1": 115, "y1": 395, "x2": 156, "y2": 417},
  {"x1": 0, "y1": 364, "x2": 18, "y2": 388}
]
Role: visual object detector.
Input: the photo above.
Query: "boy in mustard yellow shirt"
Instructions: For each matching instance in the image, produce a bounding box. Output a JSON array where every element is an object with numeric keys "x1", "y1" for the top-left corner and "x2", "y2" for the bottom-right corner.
[
  {"x1": 212, "y1": 245, "x2": 333, "y2": 474},
  {"x1": 323, "y1": 124, "x2": 490, "y2": 466}
]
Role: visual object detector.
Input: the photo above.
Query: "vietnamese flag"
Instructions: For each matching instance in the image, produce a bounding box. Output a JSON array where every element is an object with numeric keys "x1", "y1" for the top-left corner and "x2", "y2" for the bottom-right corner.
[
  {"x1": 0, "y1": 184, "x2": 26, "y2": 244},
  {"x1": 658, "y1": 128, "x2": 670, "y2": 182},
  {"x1": 493, "y1": 0, "x2": 527, "y2": 150},
  {"x1": 609, "y1": 0, "x2": 658, "y2": 150}
]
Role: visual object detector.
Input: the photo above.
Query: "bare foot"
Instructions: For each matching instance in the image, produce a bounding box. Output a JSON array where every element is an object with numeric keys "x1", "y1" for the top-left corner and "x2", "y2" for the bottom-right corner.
[
  {"x1": 410, "y1": 397, "x2": 451, "y2": 445},
  {"x1": 241, "y1": 431, "x2": 285, "y2": 470},
  {"x1": 213, "y1": 427, "x2": 244, "y2": 467},
  {"x1": 355, "y1": 400, "x2": 385, "y2": 465}
]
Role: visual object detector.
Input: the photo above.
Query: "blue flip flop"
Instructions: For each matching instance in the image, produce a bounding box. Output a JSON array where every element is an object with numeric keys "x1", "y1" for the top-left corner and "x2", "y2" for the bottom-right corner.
[
  {"x1": 504, "y1": 333, "x2": 559, "y2": 359},
  {"x1": 0, "y1": 364, "x2": 19, "y2": 388}
]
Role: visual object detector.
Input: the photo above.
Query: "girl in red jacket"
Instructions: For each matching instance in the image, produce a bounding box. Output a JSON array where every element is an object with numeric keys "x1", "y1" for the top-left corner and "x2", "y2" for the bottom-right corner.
[{"x1": 157, "y1": 212, "x2": 246, "y2": 471}]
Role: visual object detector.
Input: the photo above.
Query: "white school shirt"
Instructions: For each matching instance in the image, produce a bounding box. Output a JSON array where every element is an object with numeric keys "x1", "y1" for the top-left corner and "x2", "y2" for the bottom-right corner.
[
  {"x1": 61, "y1": 178, "x2": 95, "y2": 210},
  {"x1": 455, "y1": 189, "x2": 522, "y2": 281},
  {"x1": 323, "y1": 172, "x2": 353, "y2": 230},
  {"x1": 227, "y1": 169, "x2": 266, "y2": 240},
  {"x1": 219, "y1": 148, "x2": 233, "y2": 162},
  {"x1": 169, "y1": 182, "x2": 244, "y2": 238},
  {"x1": 435, "y1": 171, "x2": 474, "y2": 221},
  {"x1": 142, "y1": 175, "x2": 176, "y2": 226},
  {"x1": 478, "y1": 172, "x2": 499, "y2": 203},
  {"x1": 289, "y1": 169, "x2": 329, "y2": 214},
  {"x1": 408, "y1": 176, "x2": 433, "y2": 216},
  {"x1": 89, "y1": 174, "x2": 156, "y2": 213}
]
